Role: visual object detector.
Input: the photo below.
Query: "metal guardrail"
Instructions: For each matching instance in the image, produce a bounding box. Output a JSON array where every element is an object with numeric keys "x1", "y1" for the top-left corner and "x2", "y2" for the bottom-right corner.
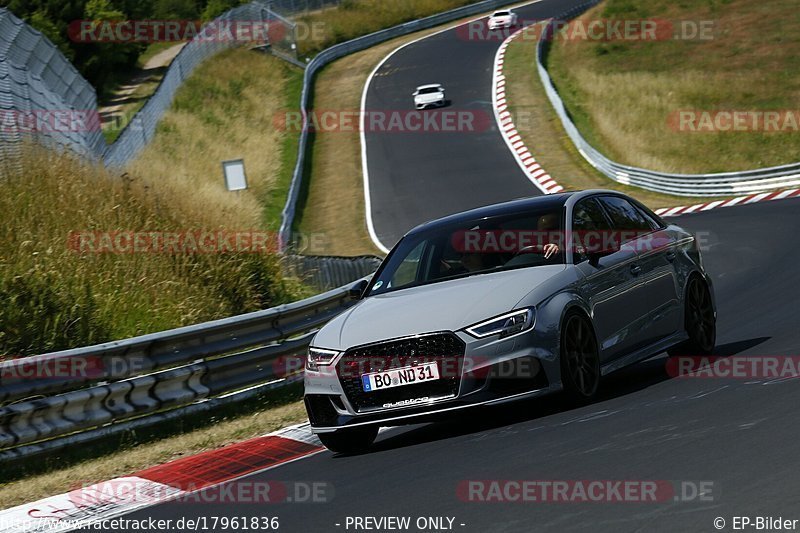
[
  {"x1": 278, "y1": 0, "x2": 538, "y2": 249},
  {"x1": 284, "y1": 255, "x2": 383, "y2": 290},
  {"x1": 0, "y1": 278, "x2": 366, "y2": 461},
  {"x1": 535, "y1": 1, "x2": 800, "y2": 197}
]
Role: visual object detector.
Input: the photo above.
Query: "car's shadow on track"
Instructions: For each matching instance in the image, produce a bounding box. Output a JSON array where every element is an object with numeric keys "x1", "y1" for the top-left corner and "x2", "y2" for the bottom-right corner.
[{"x1": 358, "y1": 337, "x2": 770, "y2": 455}]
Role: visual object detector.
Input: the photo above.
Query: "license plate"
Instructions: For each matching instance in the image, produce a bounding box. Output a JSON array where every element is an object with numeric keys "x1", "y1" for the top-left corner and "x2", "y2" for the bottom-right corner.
[{"x1": 361, "y1": 362, "x2": 440, "y2": 392}]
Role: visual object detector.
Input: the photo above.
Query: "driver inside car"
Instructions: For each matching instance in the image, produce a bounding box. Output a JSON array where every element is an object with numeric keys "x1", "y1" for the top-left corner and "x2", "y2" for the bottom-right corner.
[{"x1": 537, "y1": 213, "x2": 560, "y2": 260}]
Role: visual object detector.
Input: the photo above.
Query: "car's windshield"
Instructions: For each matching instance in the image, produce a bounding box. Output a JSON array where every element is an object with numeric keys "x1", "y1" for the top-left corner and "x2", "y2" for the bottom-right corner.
[
  {"x1": 368, "y1": 208, "x2": 565, "y2": 296},
  {"x1": 417, "y1": 86, "x2": 441, "y2": 94},
  {"x1": 493, "y1": 11, "x2": 510, "y2": 16}
]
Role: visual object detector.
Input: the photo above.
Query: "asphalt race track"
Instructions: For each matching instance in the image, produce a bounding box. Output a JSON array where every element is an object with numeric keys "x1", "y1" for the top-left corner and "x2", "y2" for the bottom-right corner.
[
  {"x1": 104, "y1": 2, "x2": 800, "y2": 532},
  {"x1": 363, "y1": 0, "x2": 587, "y2": 248},
  {"x1": 105, "y1": 199, "x2": 800, "y2": 533}
]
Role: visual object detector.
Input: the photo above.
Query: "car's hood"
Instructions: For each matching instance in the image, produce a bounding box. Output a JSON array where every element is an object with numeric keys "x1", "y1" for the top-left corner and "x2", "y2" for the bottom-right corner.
[
  {"x1": 314, "y1": 265, "x2": 565, "y2": 350},
  {"x1": 415, "y1": 92, "x2": 444, "y2": 103},
  {"x1": 490, "y1": 15, "x2": 512, "y2": 23}
]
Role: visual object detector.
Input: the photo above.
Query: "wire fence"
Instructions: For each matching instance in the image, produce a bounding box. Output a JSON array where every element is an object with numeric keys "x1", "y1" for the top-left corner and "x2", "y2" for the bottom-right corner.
[
  {"x1": 0, "y1": 8, "x2": 104, "y2": 170},
  {"x1": 0, "y1": 3, "x2": 297, "y2": 171},
  {"x1": 104, "y1": 3, "x2": 297, "y2": 167}
]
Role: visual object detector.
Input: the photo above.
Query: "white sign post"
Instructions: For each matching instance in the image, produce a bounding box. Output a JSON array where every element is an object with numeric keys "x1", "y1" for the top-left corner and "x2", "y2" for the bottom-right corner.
[{"x1": 222, "y1": 159, "x2": 248, "y2": 191}]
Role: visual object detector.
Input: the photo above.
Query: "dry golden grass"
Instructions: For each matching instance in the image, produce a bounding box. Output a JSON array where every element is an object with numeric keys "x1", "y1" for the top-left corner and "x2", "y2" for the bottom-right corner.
[
  {"x1": 0, "y1": 400, "x2": 307, "y2": 508},
  {"x1": 1, "y1": 47, "x2": 308, "y2": 357},
  {"x1": 297, "y1": 11, "x2": 514, "y2": 256},
  {"x1": 295, "y1": 46, "x2": 397, "y2": 256},
  {"x1": 0, "y1": 146, "x2": 304, "y2": 356},
  {"x1": 546, "y1": 0, "x2": 800, "y2": 173},
  {"x1": 295, "y1": 0, "x2": 480, "y2": 57},
  {"x1": 127, "y1": 48, "x2": 301, "y2": 231},
  {"x1": 503, "y1": 26, "x2": 719, "y2": 209}
]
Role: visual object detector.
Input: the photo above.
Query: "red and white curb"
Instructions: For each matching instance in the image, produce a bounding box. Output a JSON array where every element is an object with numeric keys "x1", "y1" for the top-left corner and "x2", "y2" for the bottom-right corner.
[
  {"x1": 654, "y1": 188, "x2": 800, "y2": 218},
  {"x1": 0, "y1": 422, "x2": 324, "y2": 533},
  {"x1": 493, "y1": 27, "x2": 564, "y2": 195},
  {"x1": 492, "y1": 27, "x2": 800, "y2": 216}
]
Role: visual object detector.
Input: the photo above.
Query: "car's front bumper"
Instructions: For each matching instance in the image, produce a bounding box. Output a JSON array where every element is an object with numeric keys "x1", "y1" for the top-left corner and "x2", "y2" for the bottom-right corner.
[{"x1": 304, "y1": 327, "x2": 561, "y2": 433}]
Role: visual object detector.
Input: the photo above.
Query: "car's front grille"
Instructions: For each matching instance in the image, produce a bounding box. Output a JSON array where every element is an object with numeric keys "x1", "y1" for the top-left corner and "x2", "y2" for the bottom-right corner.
[{"x1": 336, "y1": 333, "x2": 466, "y2": 412}]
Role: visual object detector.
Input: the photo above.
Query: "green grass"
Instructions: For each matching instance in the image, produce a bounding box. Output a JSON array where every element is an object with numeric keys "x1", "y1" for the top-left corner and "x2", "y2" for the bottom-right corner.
[
  {"x1": 263, "y1": 68, "x2": 305, "y2": 231},
  {"x1": 546, "y1": 0, "x2": 800, "y2": 173},
  {"x1": 295, "y1": 0, "x2": 481, "y2": 57},
  {"x1": 502, "y1": 24, "x2": 719, "y2": 209}
]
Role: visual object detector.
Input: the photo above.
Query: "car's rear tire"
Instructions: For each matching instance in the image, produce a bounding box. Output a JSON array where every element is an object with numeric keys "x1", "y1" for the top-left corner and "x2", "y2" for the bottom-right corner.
[
  {"x1": 560, "y1": 311, "x2": 601, "y2": 403},
  {"x1": 317, "y1": 426, "x2": 378, "y2": 455},
  {"x1": 668, "y1": 276, "x2": 716, "y2": 357}
]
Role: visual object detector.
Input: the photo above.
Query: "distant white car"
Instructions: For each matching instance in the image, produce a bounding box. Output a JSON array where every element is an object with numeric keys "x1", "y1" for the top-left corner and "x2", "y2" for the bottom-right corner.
[
  {"x1": 488, "y1": 9, "x2": 518, "y2": 30},
  {"x1": 412, "y1": 84, "x2": 446, "y2": 110}
]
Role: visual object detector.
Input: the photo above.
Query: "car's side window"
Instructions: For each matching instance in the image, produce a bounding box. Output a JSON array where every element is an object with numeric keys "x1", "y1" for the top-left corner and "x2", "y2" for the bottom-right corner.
[
  {"x1": 631, "y1": 201, "x2": 665, "y2": 230},
  {"x1": 572, "y1": 198, "x2": 611, "y2": 264},
  {"x1": 388, "y1": 241, "x2": 425, "y2": 289},
  {"x1": 598, "y1": 196, "x2": 655, "y2": 233}
]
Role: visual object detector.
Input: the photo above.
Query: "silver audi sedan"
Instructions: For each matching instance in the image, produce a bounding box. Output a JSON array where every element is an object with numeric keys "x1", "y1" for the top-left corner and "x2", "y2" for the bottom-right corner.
[{"x1": 304, "y1": 190, "x2": 716, "y2": 453}]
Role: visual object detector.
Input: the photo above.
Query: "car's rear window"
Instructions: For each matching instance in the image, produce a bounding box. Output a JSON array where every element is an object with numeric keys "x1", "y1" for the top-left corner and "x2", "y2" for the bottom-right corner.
[{"x1": 417, "y1": 87, "x2": 441, "y2": 95}]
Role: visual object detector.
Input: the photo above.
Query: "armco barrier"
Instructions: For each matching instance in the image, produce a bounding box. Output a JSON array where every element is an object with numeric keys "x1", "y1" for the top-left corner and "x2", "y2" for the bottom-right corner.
[
  {"x1": 278, "y1": 0, "x2": 544, "y2": 250},
  {"x1": 0, "y1": 279, "x2": 366, "y2": 461},
  {"x1": 535, "y1": 1, "x2": 800, "y2": 197},
  {"x1": 284, "y1": 254, "x2": 384, "y2": 290}
]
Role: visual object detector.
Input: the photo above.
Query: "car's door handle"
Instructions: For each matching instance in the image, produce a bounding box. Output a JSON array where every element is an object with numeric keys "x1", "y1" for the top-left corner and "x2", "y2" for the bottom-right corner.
[
  {"x1": 665, "y1": 251, "x2": 677, "y2": 262},
  {"x1": 630, "y1": 264, "x2": 642, "y2": 276}
]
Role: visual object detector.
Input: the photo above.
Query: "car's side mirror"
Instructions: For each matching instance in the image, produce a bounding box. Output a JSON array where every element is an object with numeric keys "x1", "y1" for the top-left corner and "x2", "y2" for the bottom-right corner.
[
  {"x1": 348, "y1": 279, "x2": 369, "y2": 299},
  {"x1": 412, "y1": 91, "x2": 419, "y2": 97}
]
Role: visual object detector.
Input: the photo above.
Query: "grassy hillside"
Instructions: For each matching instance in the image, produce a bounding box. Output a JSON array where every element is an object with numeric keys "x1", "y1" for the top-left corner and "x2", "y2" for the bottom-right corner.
[
  {"x1": 546, "y1": 0, "x2": 800, "y2": 173},
  {"x1": 501, "y1": 26, "x2": 716, "y2": 209},
  {"x1": 1, "y1": 48, "x2": 307, "y2": 358},
  {"x1": 295, "y1": 0, "x2": 479, "y2": 56}
]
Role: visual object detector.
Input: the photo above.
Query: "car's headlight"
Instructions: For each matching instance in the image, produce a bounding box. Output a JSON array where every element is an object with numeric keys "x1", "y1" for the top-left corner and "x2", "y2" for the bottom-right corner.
[
  {"x1": 465, "y1": 308, "x2": 535, "y2": 339},
  {"x1": 306, "y1": 347, "x2": 340, "y2": 371}
]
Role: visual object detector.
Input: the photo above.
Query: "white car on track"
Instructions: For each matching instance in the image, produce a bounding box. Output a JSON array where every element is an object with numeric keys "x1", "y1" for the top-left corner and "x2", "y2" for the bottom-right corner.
[
  {"x1": 488, "y1": 9, "x2": 518, "y2": 30},
  {"x1": 412, "y1": 84, "x2": 446, "y2": 110}
]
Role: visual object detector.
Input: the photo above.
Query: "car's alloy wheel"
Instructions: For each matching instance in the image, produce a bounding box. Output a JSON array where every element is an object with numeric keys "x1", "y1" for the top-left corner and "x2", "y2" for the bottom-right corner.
[
  {"x1": 561, "y1": 313, "x2": 600, "y2": 401},
  {"x1": 670, "y1": 277, "x2": 716, "y2": 356},
  {"x1": 317, "y1": 426, "x2": 378, "y2": 455}
]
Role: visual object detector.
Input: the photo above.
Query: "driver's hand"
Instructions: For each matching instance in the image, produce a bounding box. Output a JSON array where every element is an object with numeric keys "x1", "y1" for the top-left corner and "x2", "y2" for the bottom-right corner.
[{"x1": 543, "y1": 243, "x2": 559, "y2": 259}]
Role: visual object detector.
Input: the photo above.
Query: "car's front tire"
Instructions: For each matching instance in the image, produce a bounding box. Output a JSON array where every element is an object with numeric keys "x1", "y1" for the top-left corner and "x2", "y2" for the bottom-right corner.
[
  {"x1": 560, "y1": 311, "x2": 601, "y2": 403},
  {"x1": 318, "y1": 426, "x2": 378, "y2": 455},
  {"x1": 668, "y1": 276, "x2": 716, "y2": 356}
]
